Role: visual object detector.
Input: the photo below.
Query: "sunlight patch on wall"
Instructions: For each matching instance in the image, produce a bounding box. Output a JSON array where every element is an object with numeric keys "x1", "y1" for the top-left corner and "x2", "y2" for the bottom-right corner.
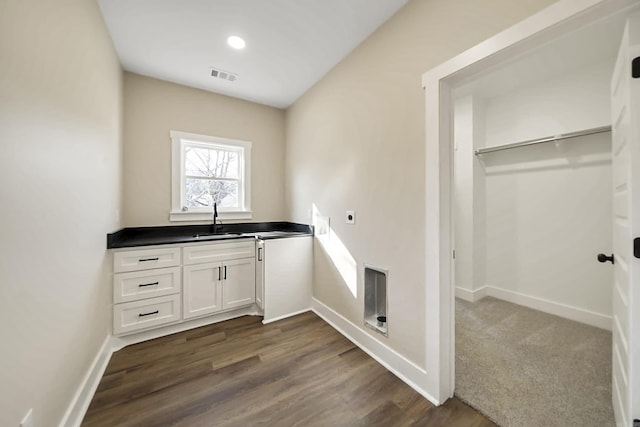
[{"x1": 313, "y1": 203, "x2": 357, "y2": 297}]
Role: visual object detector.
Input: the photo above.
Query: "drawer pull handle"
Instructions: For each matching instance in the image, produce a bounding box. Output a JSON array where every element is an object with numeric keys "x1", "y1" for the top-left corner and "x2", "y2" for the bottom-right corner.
[
  {"x1": 139, "y1": 281, "x2": 159, "y2": 288},
  {"x1": 138, "y1": 310, "x2": 159, "y2": 317},
  {"x1": 224, "y1": 265, "x2": 227, "y2": 280},
  {"x1": 139, "y1": 257, "x2": 159, "y2": 262},
  {"x1": 218, "y1": 266, "x2": 222, "y2": 281}
]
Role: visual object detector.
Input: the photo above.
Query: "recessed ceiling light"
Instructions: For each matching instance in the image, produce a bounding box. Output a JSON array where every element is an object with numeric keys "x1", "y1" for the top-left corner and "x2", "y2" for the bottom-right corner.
[{"x1": 227, "y1": 35, "x2": 246, "y2": 50}]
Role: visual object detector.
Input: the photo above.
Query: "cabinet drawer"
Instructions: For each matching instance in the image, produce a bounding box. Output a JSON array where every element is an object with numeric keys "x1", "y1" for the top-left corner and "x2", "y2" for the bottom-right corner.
[
  {"x1": 114, "y1": 247, "x2": 181, "y2": 273},
  {"x1": 183, "y1": 240, "x2": 255, "y2": 265},
  {"x1": 113, "y1": 266, "x2": 181, "y2": 304},
  {"x1": 113, "y1": 294, "x2": 181, "y2": 335}
]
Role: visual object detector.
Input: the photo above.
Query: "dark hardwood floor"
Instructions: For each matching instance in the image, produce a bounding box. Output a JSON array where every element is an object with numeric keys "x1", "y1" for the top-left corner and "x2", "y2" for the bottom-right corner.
[{"x1": 82, "y1": 312, "x2": 495, "y2": 426}]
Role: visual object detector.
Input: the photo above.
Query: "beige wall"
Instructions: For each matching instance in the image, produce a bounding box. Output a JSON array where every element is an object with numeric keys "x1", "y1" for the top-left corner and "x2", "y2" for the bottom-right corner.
[
  {"x1": 286, "y1": 0, "x2": 557, "y2": 366},
  {"x1": 122, "y1": 73, "x2": 286, "y2": 226},
  {"x1": 0, "y1": 0, "x2": 122, "y2": 425}
]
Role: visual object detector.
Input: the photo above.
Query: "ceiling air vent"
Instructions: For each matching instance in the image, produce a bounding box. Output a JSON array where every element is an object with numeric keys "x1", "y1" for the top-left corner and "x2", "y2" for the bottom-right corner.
[{"x1": 210, "y1": 67, "x2": 238, "y2": 82}]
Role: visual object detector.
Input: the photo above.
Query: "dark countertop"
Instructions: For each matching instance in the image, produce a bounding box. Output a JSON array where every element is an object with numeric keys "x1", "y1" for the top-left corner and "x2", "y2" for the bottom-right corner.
[{"x1": 107, "y1": 222, "x2": 313, "y2": 249}]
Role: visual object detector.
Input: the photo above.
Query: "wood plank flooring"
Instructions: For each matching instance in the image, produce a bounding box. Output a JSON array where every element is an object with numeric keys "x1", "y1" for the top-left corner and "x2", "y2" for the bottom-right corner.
[{"x1": 82, "y1": 312, "x2": 495, "y2": 426}]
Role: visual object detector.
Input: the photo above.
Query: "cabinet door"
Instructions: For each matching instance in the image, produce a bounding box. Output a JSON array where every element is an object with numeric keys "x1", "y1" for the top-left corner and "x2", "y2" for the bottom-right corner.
[
  {"x1": 263, "y1": 236, "x2": 312, "y2": 323},
  {"x1": 255, "y1": 241, "x2": 264, "y2": 310},
  {"x1": 183, "y1": 262, "x2": 222, "y2": 319},
  {"x1": 222, "y1": 257, "x2": 256, "y2": 310}
]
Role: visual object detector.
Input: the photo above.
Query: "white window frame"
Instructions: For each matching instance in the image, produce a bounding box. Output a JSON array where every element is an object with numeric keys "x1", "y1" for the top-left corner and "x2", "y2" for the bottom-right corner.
[{"x1": 170, "y1": 130, "x2": 252, "y2": 222}]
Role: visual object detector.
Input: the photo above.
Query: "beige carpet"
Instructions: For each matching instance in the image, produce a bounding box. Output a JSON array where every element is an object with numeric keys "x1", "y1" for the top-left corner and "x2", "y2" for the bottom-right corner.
[{"x1": 455, "y1": 297, "x2": 614, "y2": 427}]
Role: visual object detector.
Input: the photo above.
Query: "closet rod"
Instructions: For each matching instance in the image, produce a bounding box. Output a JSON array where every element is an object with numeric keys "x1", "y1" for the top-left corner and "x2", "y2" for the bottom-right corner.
[{"x1": 474, "y1": 125, "x2": 611, "y2": 155}]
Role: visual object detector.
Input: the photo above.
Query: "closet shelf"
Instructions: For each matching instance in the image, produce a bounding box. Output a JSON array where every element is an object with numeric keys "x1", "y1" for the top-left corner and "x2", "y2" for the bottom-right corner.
[{"x1": 474, "y1": 125, "x2": 611, "y2": 156}]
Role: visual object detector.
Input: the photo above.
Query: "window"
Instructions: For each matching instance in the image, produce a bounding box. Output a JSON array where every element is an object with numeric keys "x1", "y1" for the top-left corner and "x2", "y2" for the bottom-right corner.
[{"x1": 170, "y1": 130, "x2": 251, "y2": 221}]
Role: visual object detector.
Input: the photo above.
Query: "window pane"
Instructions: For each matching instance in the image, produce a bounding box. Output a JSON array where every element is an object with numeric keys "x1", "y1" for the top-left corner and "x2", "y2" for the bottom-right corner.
[
  {"x1": 185, "y1": 178, "x2": 239, "y2": 208},
  {"x1": 185, "y1": 145, "x2": 239, "y2": 179}
]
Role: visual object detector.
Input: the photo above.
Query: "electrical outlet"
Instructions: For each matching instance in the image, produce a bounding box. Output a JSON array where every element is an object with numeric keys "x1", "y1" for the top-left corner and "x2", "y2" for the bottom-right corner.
[
  {"x1": 346, "y1": 210, "x2": 355, "y2": 224},
  {"x1": 20, "y1": 409, "x2": 33, "y2": 427}
]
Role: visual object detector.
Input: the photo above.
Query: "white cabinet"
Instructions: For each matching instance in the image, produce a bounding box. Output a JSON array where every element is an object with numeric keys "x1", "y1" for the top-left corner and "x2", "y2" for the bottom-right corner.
[
  {"x1": 112, "y1": 247, "x2": 183, "y2": 335},
  {"x1": 183, "y1": 240, "x2": 255, "y2": 265},
  {"x1": 113, "y1": 247, "x2": 180, "y2": 273},
  {"x1": 112, "y1": 239, "x2": 255, "y2": 336},
  {"x1": 113, "y1": 266, "x2": 181, "y2": 304},
  {"x1": 222, "y1": 257, "x2": 256, "y2": 310},
  {"x1": 258, "y1": 236, "x2": 312, "y2": 323},
  {"x1": 113, "y1": 294, "x2": 181, "y2": 335},
  {"x1": 182, "y1": 262, "x2": 222, "y2": 319},
  {"x1": 182, "y1": 240, "x2": 256, "y2": 320},
  {"x1": 110, "y1": 234, "x2": 318, "y2": 337},
  {"x1": 255, "y1": 241, "x2": 264, "y2": 309}
]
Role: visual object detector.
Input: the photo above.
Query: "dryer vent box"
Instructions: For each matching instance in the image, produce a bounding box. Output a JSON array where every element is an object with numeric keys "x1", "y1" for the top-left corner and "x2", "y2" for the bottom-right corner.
[{"x1": 364, "y1": 265, "x2": 388, "y2": 336}]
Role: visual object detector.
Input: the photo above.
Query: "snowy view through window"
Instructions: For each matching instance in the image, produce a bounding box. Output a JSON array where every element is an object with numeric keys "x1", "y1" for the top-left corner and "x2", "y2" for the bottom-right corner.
[{"x1": 184, "y1": 144, "x2": 241, "y2": 209}]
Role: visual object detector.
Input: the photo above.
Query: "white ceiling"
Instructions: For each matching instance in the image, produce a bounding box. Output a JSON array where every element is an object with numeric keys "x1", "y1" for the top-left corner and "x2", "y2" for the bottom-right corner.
[
  {"x1": 453, "y1": 11, "x2": 627, "y2": 100},
  {"x1": 98, "y1": 0, "x2": 408, "y2": 109}
]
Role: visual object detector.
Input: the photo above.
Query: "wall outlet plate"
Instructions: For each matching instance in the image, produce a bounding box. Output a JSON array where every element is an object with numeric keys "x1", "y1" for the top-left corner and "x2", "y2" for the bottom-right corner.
[{"x1": 346, "y1": 210, "x2": 355, "y2": 224}]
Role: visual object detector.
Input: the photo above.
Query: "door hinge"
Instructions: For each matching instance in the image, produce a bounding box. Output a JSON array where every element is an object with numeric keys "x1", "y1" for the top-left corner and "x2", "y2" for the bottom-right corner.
[
  {"x1": 635, "y1": 238, "x2": 640, "y2": 259},
  {"x1": 633, "y1": 56, "x2": 640, "y2": 78}
]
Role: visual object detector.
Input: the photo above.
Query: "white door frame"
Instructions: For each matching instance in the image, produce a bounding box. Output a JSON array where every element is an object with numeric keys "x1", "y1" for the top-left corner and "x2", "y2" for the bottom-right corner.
[{"x1": 421, "y1": 0, "x2": 636, "y2": 404}]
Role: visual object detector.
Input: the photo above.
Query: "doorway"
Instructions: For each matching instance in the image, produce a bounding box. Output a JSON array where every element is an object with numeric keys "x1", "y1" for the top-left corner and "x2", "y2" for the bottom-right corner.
[
  {"x1": 421, "y1": 0, "x2": 640, "y2": 424},
  {"x1": 450, "y1": 18, "x2": 621, "y2": 424}
]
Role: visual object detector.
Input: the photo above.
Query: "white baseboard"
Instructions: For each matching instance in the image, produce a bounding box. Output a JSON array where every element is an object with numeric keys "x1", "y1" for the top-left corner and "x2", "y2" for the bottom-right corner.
[
  {"x1": 311, "y1": 298, "x2": 439, "y2": 406},
  {"x1": 61, "y1": 306, "x2": 262, "y2": 426},
  {"x1": 58, "y1": 335, "x2": 113, "y2": 427},
  {"x1": 476, "y1": 285, "x2": 612, "y2": 331},
  {"x1": 455, "y1": 286, "x2": 487, "y2": 302},
  {"x1": 60, "y1": 301, "x2": 439, "y2": 426},
  {"x1": 262, "y1": 307, "x2": 311, "y2": 324},
  {"x1": 111, "y1": 306, "x2": 259, "y2": 350}
]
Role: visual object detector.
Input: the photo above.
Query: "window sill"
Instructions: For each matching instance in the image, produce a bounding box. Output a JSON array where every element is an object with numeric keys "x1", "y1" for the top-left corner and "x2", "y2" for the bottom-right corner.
[{"x1": 169, "y1": 210, "x2": 252, "y2": 222}]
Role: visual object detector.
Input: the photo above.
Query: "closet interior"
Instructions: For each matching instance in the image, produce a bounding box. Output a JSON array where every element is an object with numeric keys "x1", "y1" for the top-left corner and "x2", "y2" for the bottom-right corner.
[
  {"x1": 452, "y1": 13, "x2": 627, "y2": 329},
  {"x1": 451, "y1": 9, "x2": 633, "y2": 427}
]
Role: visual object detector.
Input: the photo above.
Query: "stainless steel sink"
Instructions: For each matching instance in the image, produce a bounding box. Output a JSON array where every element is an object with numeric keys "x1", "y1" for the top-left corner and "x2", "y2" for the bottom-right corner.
[
  {"x1": 190, "y1": 230, "x2": 302, "y2": 240},
  {"x1": 191, "y1": 232, "x2": 248, "y2": 239}
]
